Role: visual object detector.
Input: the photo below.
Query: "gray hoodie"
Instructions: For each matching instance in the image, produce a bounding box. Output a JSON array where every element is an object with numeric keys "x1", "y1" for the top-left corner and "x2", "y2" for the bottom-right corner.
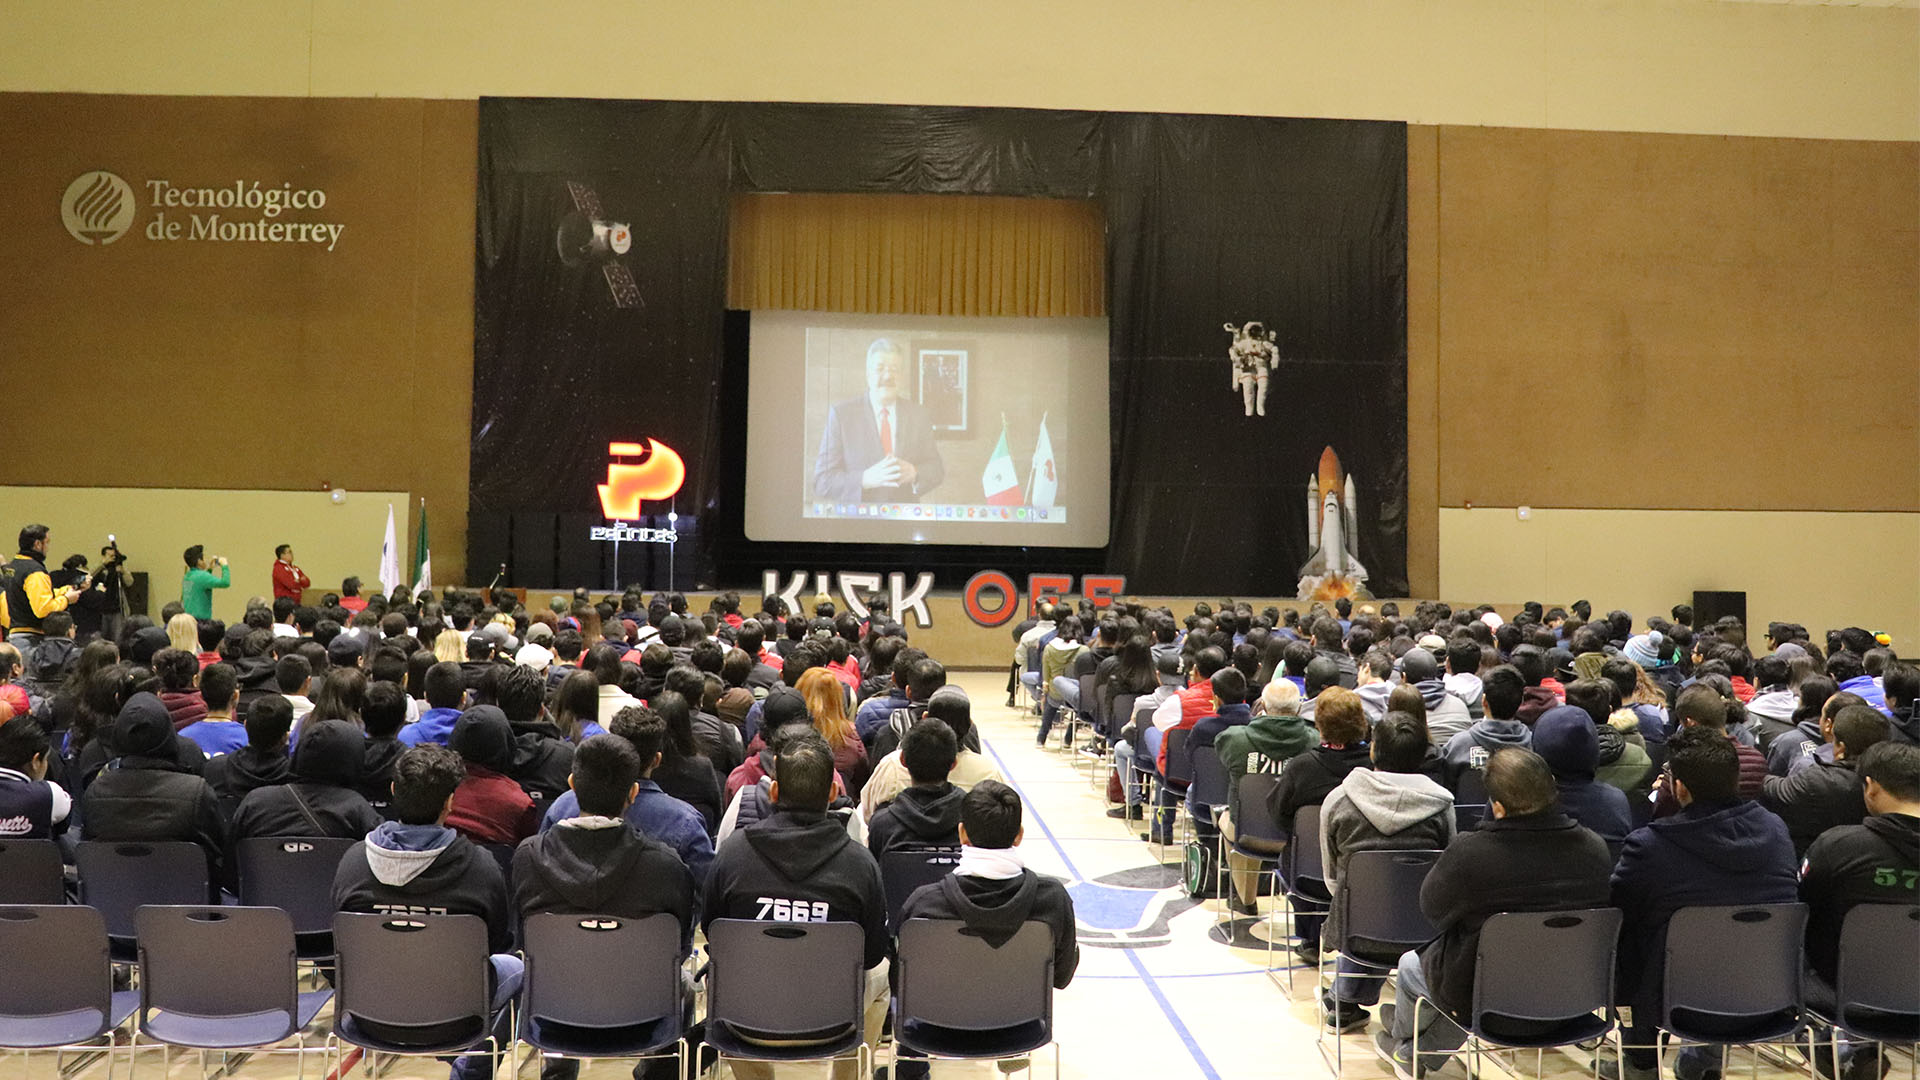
[
  {"x1": 1416, "y1": 679, "x2": 1476, "y2": 744},
  {"x1": 1355, "y1": 681, "x2": 1394, "y2": 723},
  {"x1": 1318, "y1": 767, "x2": 1456, "y2": 942},
  {"x1": 1444, "y1": 672, "x2": 1485, "y2": 720},
  {"x1": 1441, "y1": 720, "x2": 1533, "y2": 774}
]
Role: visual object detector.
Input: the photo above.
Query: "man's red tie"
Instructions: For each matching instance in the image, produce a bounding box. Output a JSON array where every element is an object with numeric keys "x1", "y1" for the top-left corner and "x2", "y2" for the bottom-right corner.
[{"x1": 879, "y1": 410, "x2": 893, "y2": 457}]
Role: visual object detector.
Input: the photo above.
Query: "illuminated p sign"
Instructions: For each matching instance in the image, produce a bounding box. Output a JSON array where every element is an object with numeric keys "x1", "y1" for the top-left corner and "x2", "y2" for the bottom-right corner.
[{"x1": 597, "y1": 439, "x2": 685, "y2": 519}]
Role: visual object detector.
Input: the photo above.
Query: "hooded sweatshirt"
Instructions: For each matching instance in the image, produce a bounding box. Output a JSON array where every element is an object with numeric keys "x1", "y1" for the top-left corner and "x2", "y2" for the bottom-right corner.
[
  {"x1": 1414, "y1": 678, "x2": 1475, "y2": 744},
  {"x1": 506, "y1": 719, "x2": 575, "y2": 802},
  {"x1": 204, "y1": 742, "x2": 292, "y2": 817},
  {"x1": 1443, "y1": 672, "x2": 1485, "y2": 722},
  {"x1": 1532, "y1": 706, "x2": 1632, "y2": 846},
  {"x1": 1759, "y1": 757, "x2": 1867, "y2": 858},
  {"x1": 225, "y1": 719, "x2": 382, "y2": 887},
  {"x1": 867, "y1": 781, "x2": 964, "y2": 855},
  {"x1": 702, "y1": 808, "x2": 889, "y2": 969},
  {"x1": 79, "y1": 692, "x2": 226, "y2": 887},
  {"x1": 1318, "y1": 767, "x2": 1456, "y2": 945},
  {"x1": 1514, "y1": 685, "x2": 1560, "y2": 726},
  {"x1": 331, "y1": 820, "x2": 512, "y2": 953},
  {"x1": 445, "y1": 706, "x2": 539, "y2": 847},
  {"x1": 511, "y1": 815, "x2": 696, "y2": 956},
  {"x1": 1215, "y1": 710, "x2": 1316, "y2": 790},
  {"x1": 1441, "y1": 719, "x2": 1533, "y2": 785},
  {"x1": 895, "y1": 858, "x2": 1079, "y2": 990},
  {"x1": 1610, "y1": 798, "x2": 1798, "y2": 1014},
  {"x1": 397, "y1": 705, "x2": 463, "y2": 748},
  {"x1": 1355, "y1": 681, "x2": 1394, "y2": 723},
  {"x1": 1799, "y1": 812, "x2": 1920, "y2": 983}
]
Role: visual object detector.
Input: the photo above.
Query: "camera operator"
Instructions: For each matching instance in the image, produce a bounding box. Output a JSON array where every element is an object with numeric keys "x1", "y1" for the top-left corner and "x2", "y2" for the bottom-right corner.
[
  {"x1": 61, "y1": 542, "x2": 132, "y2": 642},
  {"x1": 4, "y1": 525, "x2": 84, "y2": 662}
]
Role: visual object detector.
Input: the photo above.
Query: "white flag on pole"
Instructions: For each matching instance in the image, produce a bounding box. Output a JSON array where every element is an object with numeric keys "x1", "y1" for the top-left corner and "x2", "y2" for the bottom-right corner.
[
  {"x1": 1027, "y1": 413, "x2": 1057, "y2": 508},
  {"x1": 378, "y1": 503, "x2": 402, "y2": 596}
]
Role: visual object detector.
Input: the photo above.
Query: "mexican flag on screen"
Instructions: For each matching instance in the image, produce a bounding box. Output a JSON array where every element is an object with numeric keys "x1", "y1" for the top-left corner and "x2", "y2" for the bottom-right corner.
[
  {"x1": 1026, "y1": 413, "x2": 1057, "y2": 508},
  {"x1": 982, "y1": 427, "x2": 1022, "y2": 506}
]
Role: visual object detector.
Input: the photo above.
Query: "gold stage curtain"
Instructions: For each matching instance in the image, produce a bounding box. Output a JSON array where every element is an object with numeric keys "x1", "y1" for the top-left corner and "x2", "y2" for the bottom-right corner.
[{"x1": 727, "y1": 193, "x2": 1106, "y2": 317}]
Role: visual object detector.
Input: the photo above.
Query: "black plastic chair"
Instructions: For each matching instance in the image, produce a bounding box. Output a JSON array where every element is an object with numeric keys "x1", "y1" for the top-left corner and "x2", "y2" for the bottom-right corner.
[
  {"x1": 517, "y1": 912, "x2": 688, "y2": 1079},
  {"x1": 704, "y1": 919, "x2": 869, "y2": 1075},
  {"x1": 0, "y1": 838, "x2": 65, "y2": 904},
  {"x1": 1217, "y1": 772, "x2": 1286, "y2": 961},
  {"x1": 134, "y1": 905, "x2": 332, "y2": 1072},
  {"x1": 1410, "y1": 908, "x2": 1623, "y2": 1079},
  {"x1": 1276, "y1": 804, "x2": 1328, "y2": 996},
  {"x1": 1317, "y1": 848, "x2": 1444, "y2": 1074},
  {"x1": 329, "y1": 912, "x2": 501, "y2": 1067},
  {"x1": 75, "y1": 841, "x2": 211, "y2": 959},
  {"x1": 1111, "y1": 693, "x2": 1140, "y2": 743},
  {"x1": 1807, "y1": 904, "x2": 1918, "y2": 1076},
  {"x1": 0, "y1": 905, "x2": 137, "y2": 1063},
  {"x1": 878, "y1": 848, "x2": 962, "y2": 932},
  {"x1": 894, "y1": 918, "x2": 1058, "y2": 1075},
  {"x1": 1656, "y1": 904, "x2": 1809, "y2": 1073},
  {"x1": 1454, "y1": 767, "x2": 1489, "y2": 805},
  {"x1": 1454, "y1": 803, "x2": 1486, "y2": 834},
  {"x1": 235, "y1": 836, "x2": 357, "y2": 962}
]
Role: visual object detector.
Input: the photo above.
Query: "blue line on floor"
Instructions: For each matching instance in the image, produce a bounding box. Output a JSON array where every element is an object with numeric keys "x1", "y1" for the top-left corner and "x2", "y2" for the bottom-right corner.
[{"x1": 983, "y1": 736, "x2": 1225, "y2": 1080}]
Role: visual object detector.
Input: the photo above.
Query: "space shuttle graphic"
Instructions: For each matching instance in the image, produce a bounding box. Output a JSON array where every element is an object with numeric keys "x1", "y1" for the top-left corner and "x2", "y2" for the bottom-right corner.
[{"x1": 1297, "y1": 446, "x2": 1369, "y2": 599}]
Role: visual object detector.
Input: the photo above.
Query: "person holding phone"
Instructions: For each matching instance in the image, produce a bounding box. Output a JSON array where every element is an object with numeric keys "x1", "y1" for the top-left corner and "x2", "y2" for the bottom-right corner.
[{"x1": 180, "y1": 544, "x2": 230, "y2": 620}]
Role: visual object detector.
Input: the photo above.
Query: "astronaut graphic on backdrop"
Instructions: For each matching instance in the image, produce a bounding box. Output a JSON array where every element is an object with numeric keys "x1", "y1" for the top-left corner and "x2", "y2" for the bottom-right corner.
[
  {"x1": 1297, "y1": 446, "x2": 1370, "y2": 602},
  {"x1": 1223, "y1": 321, "x2": 1280, "y2": 416}
]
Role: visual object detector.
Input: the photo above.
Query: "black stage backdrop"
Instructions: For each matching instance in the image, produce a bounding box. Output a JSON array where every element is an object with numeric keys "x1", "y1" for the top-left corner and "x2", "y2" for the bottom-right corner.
[{"x1": 472, "y1": 100, "x2": 1407, "y2": 597}]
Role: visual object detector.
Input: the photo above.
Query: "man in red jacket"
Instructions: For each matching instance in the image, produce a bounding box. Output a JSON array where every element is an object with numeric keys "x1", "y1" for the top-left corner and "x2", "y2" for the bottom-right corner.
[{"x1": 271, "y1": 544, "x2": 310, "y2": 601}]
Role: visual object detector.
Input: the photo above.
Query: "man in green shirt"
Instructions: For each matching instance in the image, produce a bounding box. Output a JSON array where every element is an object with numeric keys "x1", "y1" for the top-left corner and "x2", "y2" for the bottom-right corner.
[{"x1": 180, "y1": 544, "x2": 230, "y2": 620}]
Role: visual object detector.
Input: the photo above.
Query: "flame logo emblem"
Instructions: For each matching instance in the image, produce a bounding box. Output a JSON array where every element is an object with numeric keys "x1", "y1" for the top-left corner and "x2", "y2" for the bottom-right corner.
[
  {"x1": 597, "y1": 439, "x2": 686, "y2": 519},
  {"x1": 61, "y1": 171, "x2": 135, "y2": 246}
]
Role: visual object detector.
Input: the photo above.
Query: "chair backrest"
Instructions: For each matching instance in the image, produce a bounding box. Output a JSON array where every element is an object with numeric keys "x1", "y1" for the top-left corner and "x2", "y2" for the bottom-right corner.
[
  {"x1": 1111, "y1": 694, "x2": 1139, "y2": 739},
  {"x1": 236, "y1": 837, "x2": 358, "y2": 935},
  {"x1": 1163, "y1": 727, "x2": 1194, "y2": 785},
  {"x1": 1338, "y1": 849, "x2": 1444, "y2": 952},
  {"x1": 1833, "y1": 903, "x2": 1920, "y2": 1029},
  {"x1": 1286, "y1": 804, "x2": 1325, "y2": 884},
  {"x1": 1472, "y1": 908, "x2": 1622, "y2": 1027},
  {"x1": 1454, "y1": 768, "x2": 1488, "y2": 805},
  {"x1": 1076, "y1": 675, "x2": 1098, "y2": 719},
  {"x1": 332, "y1": 912, "x2": 490, "y2": 1039},
  {"x1": 0, "y1": 839, "x2": 65, "y2": 904},
  {"x1": 136, "y1": 906, "x2": 298, "y2": 1037},
  {"x1": 1233, "y1": 774, "x2": 1287, "y2": 846},
  {"x1": 0, "y1": 905, "x2": 112, "y2": 1037},
  {"x1": 1454, "y1": 804, "x2": 1485, "y2": 834},
  {"x1": 706, "y1": 919, "x2": 866, "y2": 1041},
  {"x1": 879, "y1": 848, "x2": 961, "y2": 932},
  {"x1": 1188, "y1": 746, "x2": 1230, "y2": 809},
  {"x1": 896, "y1": 918, "x2": 1053, "y2": 1033},
  {"x1": 1662, "y1": 904, "x2": 1807, "y2": 1033},
  {"x1": 75, "y1": 841, "x2": 211, "y2": 940},
  {"x1": 522, "y1": 912, "x2": 683, "y2": 1030}
]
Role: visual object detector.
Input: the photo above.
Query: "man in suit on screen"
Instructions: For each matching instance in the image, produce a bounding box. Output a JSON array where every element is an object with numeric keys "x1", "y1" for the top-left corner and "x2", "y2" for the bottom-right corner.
[{"x1": 812, "y1": 337, "x2": 946, "y2": 503}]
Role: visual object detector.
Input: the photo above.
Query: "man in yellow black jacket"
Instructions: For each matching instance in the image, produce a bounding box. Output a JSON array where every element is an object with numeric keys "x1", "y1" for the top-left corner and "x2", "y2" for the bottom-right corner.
[{"x1": 4, "y1": 525, "x2": 83, "y2": 662}]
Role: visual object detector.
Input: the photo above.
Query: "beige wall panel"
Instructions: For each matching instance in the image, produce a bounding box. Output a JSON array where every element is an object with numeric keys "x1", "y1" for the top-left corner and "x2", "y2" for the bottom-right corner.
[
  {"x1": 1, "y1": 487, "x2": 412, "y2": 625},
  {"x1": 1, "y1": 1, "x2": 1914, "y2": 141},
  {"x1": 1439, "y1": 507, "x2": 1920, "y2": 653}
]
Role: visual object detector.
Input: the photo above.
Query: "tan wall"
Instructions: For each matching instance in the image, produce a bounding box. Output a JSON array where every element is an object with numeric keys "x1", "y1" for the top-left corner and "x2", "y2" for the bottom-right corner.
[
  {"x1": 0, "y1": 93, "x2": 476, "y2": 584},
  {"x1": 1438, "y1": 508, "x2": 1920, "y2": 654},
  {"x1": 2, "y1": 1, "x2": 1914, "y2": 141},
  {"x1": 0, "y1": 487, "x2": 411, "y2": 625}
]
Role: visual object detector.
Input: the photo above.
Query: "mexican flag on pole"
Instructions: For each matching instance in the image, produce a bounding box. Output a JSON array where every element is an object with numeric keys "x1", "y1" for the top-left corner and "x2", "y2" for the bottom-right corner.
[
  {"x1": 982, "y1": 425, "x2": 1022, "y2": 506},
  {"x1": 412, "y1": 500, "x2": 432, "y2": 598}
]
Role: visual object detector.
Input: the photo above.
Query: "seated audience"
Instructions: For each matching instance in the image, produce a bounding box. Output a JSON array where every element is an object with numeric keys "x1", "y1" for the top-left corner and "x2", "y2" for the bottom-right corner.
[
  {"x1": 867, "y1": 717, "x2": 964, "y2": 854},
  {"x1": 226, "y1": 718, "x2": 381, "y2": 886},
  {"x1": 1263, "y1": 684, "x2": 1372, "y2": 964},
  {"x1": 399, "y1": 660, "x2": 469, "y2": 747},
  {"x1": 205, "y1": 694, "x2": 295, "y2": 817},
  {"x1": 893, "y1": 779, "x2": 1080, "y2": 1080},
  {"x1": 275, "y1": 654, "x2": 315, "y2": 728},
  {"x1": 512, "y1": 732, "x2": 696, "y2": 1080},
  {"x1": 493, "y1": 663, "x2": 573, "y2": 801},
  {"x1": 445, "y1": 705, "x2": 540, "y2": 847},
  {"x1": 0, "y1": 713, "x2": 71, "y2": 839},
  {"x1": 1610, "y1": 727, "x2": 1798, "y2": 1080},
  {"x1": 702, "y1": 731, "x2": 890, "y2": 1080},
  {"x1": 359, "y1": 681, "x2": 407, "y2": 816},
  {"x1": 153, "y1": 648, "x2": 207, "y2": 731},
  {"x1": 1798, "y1": 741, "x2": 1920, "y2": 1080},
  {"x1": 1561, "y1": 677, "x2": 1655, "y2": 794},
  {"x1": 647, "y1": 689, "x2": 725, "y2": 834},
  {"x1": 1398, "y1": 648, "x2": 1472, "y2": 743},
  {"x1": 1761, "y1": 703, "x2": 1889, "y2": 857},
  {"x1": 331, "y1": 744, "x2": 517, "y2": 1080},
  {"x1": 1319, "y1": 713, "x2": 1457, "y2": 1032},
  {"x1": 863, "y1": 686, "x2": 1003, "y2": 819},
  {"x1": 1651, "y1": 684, "x2": 1767, "y2": 817},
  {"x1": 80, "y1": 691, "x2": 225, "y2": 886},
  {"x1": 1531, "y1": 705, "x2": 1632, "y2": 850},
  {"x1": 540, "y1": 706, "x2": 714, "y2": 889},
  {"x1": 177, "y1": 661, "x2": 248, "y2": 757},
  {"x1": 1440, "y1": 665, "x2": 1531, "y2": 787},
  {"x1": 1375, "y1": 747, "x2": 1615, "y2": 1074},
  {"x1": 799, "y1": 665, "x2": 869, "y2": 799}
]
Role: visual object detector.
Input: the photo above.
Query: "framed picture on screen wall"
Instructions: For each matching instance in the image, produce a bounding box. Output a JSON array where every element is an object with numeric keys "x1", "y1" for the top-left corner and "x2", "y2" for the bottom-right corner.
[{"x1": 918, "y1": 347, "x2": 969, "y2": 434}]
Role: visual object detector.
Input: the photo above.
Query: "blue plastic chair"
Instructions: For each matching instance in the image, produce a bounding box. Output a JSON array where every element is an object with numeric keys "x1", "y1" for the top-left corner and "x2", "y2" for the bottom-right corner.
[
  {"x1": 0, "y1": 839, "x2": 65, "y2": 904},
  {"x1": 894, "y1": 919, "x2": 1058, "y2": 1076},
  {"x1": 879, "y1": 848, "x2": 962, "y2": 932},
  {"x1": 517, "y1": 912, "x2": 688, "y2": 1079},
  {"x1": 1656, "y1": 904, "x2": 1810, "y2": 1074},
  {"x1": 235, "y1": 836, "x2": 357, "y2": 963},
  {"x1": 1317, "y1": 848, "x2": 1444, "y2": 1074},
  {"x1": 329, "y1": 912, "x2": 502, "y2": 1068},
  {"x1": 0, "y1": 905, "x2": 138, "y2": 1072},
  {"x1": 75, "y1": 841, "x2": 211, "y2": 960},
  {"x1": 134, "y1": 905, "x2": 332, "y2": 1075},
  {"x1": 704, "y1": 919, "x2": 870, "y2": 1076},
  {"x1": 1808, "y1": 904, "x2": 1919, "y2": 1079}
]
